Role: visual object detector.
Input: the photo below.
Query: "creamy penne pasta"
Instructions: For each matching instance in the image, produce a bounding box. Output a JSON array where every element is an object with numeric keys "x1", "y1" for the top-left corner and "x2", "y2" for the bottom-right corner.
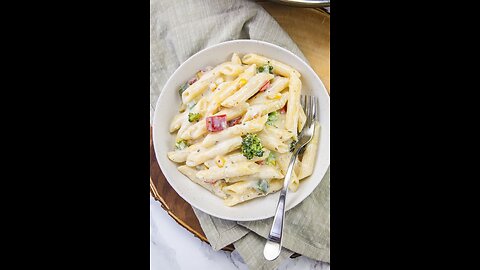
[
  {"x1": 186, "y1": 136, "x2": 242, "y2": 166},
  {"x1": 242, "y1": 53, "x2": 301, "y2": 78},
  {"x1": 221, "y1": 73, "x2": 274, "y2": 107},
  {"x1": 297, "y1": 122, "x2": 320, "y2": 180},
  {"x1": 178, "y1": 165, "x2": 227, "y2": 199},
  {"x1": 257, "y1": 129, "x2": 290, "y2": 154},
  {"x1": 196, "y1": 161, "x2": 261, "y2": 181},
  {"x1": 285, "y1": 72, "x2": 302, "y2": 138},
  {"x1": 202, "y1": 115, "x2": 267, "y2": 147},
  {"x1": 298, "y1": 105, "x2": 307, "y2": 132},
  {"x1": 248, "y1": 76, "x2": 289, "y2": 105},
  {"x1": 203, "y1": 149, "x2": 270, "y2": 169},
  {"x1": 243, "y1": 93, "x2": 288, "y2": 122},
  {"x1": 225, "y1": 166, "x2": 284, "y2": 183},
  {"x1": 167, "y1": 53, "x2": 319, "y2": 206}
]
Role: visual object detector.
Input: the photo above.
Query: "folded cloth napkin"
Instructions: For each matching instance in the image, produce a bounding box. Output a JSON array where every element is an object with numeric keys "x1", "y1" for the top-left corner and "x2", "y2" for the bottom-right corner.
[{"x1": 150, "y1": 0, "x2": 330, "y2": 269}]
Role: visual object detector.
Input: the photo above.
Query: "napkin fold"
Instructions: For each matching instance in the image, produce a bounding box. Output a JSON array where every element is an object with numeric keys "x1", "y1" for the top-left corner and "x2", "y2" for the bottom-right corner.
[{"x1": 150, "y1": 0, "x2": 330, "y2": 269}]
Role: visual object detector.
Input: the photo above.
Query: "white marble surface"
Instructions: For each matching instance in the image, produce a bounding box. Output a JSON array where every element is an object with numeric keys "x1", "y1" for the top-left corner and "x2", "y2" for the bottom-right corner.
[{"x1": 150, "y1": 197, "x2": 330, "y2": 270}]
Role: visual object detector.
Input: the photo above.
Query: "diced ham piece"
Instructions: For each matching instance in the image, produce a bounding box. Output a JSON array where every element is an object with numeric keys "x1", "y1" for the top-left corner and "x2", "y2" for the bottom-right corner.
[
  {"x1": 206, "y1": 114, "x2": 227, "y2": 132},
  {"x1": 259, "y1": 81, "x2": 270, "y2": 92},
  {"x1": 227, "y1": 116, "x2": 242, "y2": 127}
]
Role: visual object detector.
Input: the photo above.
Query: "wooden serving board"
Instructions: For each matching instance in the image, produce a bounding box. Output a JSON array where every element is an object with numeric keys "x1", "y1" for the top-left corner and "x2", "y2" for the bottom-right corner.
[{"x1": 150, "y1": 3, "x2": 330, "y2": 253}]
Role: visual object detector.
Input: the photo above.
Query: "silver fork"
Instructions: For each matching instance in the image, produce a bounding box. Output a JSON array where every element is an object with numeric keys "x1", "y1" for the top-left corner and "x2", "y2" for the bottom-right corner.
[{"x1": 263, "y1": 95, "x2": 319, "y2": 261}]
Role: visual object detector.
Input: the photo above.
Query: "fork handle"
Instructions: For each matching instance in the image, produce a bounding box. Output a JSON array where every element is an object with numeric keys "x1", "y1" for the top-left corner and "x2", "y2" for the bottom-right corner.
[
  {"x1": 269, "y1": 190, "x2": 287, "y2": 242},
  {"x1": 264, "y1": 148, "x2": 300, "y2": 260}
]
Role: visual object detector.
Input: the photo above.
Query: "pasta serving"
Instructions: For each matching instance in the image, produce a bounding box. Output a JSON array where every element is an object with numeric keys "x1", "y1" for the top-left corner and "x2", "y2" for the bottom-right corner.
[{"x1": 168, "y1": 53, "x2": 319, "y2": 206}]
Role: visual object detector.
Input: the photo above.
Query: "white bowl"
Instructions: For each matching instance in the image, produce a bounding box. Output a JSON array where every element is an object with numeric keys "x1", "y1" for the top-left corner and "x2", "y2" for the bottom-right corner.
[{"x1": 152, "y1": 40, "x2": 330, "y2": 221}]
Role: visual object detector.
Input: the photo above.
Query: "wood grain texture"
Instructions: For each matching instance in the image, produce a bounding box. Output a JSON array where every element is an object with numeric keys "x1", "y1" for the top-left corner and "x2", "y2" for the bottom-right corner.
[
  {"x1": 150, "y1": 4, "x2": 329, "y2": 254},
  {"x1": 259, "y1": 2, "x2": 330, "y2": 93}
]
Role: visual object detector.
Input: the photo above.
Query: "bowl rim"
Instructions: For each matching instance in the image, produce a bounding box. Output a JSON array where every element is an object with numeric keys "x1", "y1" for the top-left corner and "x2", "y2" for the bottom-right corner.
[{"x1": 152, "y1": 39, "x2": 329, "y2": 221}]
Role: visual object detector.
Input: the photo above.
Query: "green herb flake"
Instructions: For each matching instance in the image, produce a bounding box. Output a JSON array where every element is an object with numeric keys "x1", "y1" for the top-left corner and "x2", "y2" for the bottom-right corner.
[
  {"x1": 266, "y1": 111, "x2": 279, "y2": 126},
  {"x1": 175, "y1": 140, "x2": 189, "y2": 150},
  {"x1": 265, "y1": 152, "x2": 276, "y2": 166},
  {"x1": 257, "y1": 65, "x2": 274, "y2": 74},
  {"x1": 241, "y1": 133, "x2": 264, "y2": 160},
  {"x1": 188, "y1": 112, "x2": 201, "y2": 122}
]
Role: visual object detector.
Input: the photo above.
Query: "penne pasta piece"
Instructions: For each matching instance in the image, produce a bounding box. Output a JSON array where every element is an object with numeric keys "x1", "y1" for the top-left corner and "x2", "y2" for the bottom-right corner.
[
  {"x1": 167, "y1": 142, "x2": 202, "y2": 163},
  {"x1": 297, "y1": 122, "x2": 320, "y2": 180},
  {"x1": 196, "y1": 161, "x2": 261, "y2": 181},
  {"x1": 175, "y1": 95, "x2": 213, "y2": 141},
  {"x1": 285, "y1": 73, "x2": 302, "y2": 138},
  {"x1": 248, "y1": 76, "x2": 289, "y2": 105},
  {"x1": 221, "y1": 73, "x2": 274, "y2": 107},
  {"x1": 242, "y1": 53, "x2": 301, "y2": 78},
  {"x1": 222, "y1": 181, "x2": 254, "y2": 195},
  {"x1": 264, "y1": 125, "x2": 295, "y2": 142},
  {"x1": 225, "y1": 166, "x2": 284, "y2": 183},
  {"x1": 243, "y1": 93, "x2": 288, "y2": 122},
  {"x1": 202, "y1": 115, "x2": 267, "y2": 147},
  {"x1": 257, "y1": 129, "x2": 290, "y2": 153},
  {"x1": 223, "y1": 178, "x2": 283, "y2": 206},
  {"x1": 190, "y1": 97, "x2": 209, "y2": 115},
  {"x1": 186, "y1": 136, "x2": 242, "y2": 166},
  {"x1": 175, "y1": 117, "x2": 194, "y2": 141},
  {"x1": 181, "y1": 79, "x2": 210, "y2": 105},
  {"x1": 206, "y1": 65, "x2": 256, "y2": 115},
  {"x1": 276, "y1": 152, "x2": 301, "y2": 192},
  {"x1": 169, "y1": 110, "x2": 188, "y2": 133},
  {"x1": 181, "y1": 62, "x2": 243, "y2": 104},
  {"x1": 204, "y1": 149, "x2": 270, "y2": 168},
  {"x1": 217, "y1": 62, "x2": 245, "y2": 77},
  {"x1": 178, "y1": 165, "x2": 227, "y2": 199},
  {"x1": 231, "y1": 53, "x2": 242, "y2": 65},
  {"x1": 167, "y1": 150, "x2": 188, "y2": 163},
  {"x1": 298, "y1": 105, "x2": 306, "y2": 133}
]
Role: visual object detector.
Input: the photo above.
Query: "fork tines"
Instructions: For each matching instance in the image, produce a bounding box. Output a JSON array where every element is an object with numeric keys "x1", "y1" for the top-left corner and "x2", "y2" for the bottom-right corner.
[{"x1": 300, "y1": 95, "x2": 319, "y2": 127}]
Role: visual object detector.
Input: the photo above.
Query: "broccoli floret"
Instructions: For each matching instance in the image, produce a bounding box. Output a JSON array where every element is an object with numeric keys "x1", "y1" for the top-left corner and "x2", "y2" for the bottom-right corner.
[
  {"x1": 257, "y1": 64, "x2": 273, "y2": 74},
  {"x1": 266, "y1": 111, "x2": 279, "y2": 126},
  {"x1": 241, "y1": 134, "x2": 264, "y2": 160},
  {"x1": 265, "y1": 152, "x2": 276, "y2": 166},
  {"x1": 178, "y1": 82, "x2": 189, "y2": 97},
  {"x1": 188, "y1": 112, "x2": 201, "y2": 122},
  {"x1": 175, "y1": 140, "x2": 189, "y2": 150}
]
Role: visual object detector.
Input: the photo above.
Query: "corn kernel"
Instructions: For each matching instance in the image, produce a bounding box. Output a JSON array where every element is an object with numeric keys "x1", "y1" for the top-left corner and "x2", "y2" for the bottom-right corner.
[
  {"x1": 238, "y1": 78, "x2": 247, "y2": 87},
  {"x1": 215, "y1": 155, "x2": 226, "y2": 168},
  {"x1": 268, "y1": 93, "x2": 282, "y2": 100}
]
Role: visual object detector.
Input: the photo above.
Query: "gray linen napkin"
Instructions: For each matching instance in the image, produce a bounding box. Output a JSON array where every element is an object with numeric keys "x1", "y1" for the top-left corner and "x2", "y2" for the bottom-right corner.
[{"x1": 150, "y1": 0, "x2": 330, "y2": 269}]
